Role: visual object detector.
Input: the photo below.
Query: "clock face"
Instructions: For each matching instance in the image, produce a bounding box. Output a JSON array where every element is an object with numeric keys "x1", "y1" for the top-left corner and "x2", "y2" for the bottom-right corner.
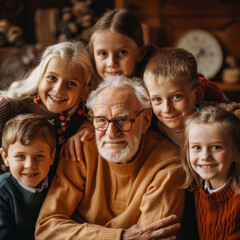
[{"x1": 175, "y1": 29, "x2": 223, "y2": 79}]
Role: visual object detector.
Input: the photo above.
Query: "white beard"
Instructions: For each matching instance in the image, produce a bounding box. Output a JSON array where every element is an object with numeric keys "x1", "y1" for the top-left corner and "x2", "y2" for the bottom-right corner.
[{"x1": 96, "y1": 134, "x2": 141, "y2": 164}]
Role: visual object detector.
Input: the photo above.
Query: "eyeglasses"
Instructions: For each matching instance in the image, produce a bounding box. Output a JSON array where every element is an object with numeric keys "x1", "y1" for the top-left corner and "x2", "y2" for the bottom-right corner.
[{"x1": 92, "y1": 109, "x2": 145, "y2": 132}]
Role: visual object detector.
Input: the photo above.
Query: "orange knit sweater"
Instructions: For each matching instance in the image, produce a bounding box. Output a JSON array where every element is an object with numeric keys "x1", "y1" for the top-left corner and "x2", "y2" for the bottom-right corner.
[
  {"x1": 194, "y1": 185, "x2": 240, "y2": 240},
  {"x1": 35, "y1": 131, "x2": 185, "y2": 240}
]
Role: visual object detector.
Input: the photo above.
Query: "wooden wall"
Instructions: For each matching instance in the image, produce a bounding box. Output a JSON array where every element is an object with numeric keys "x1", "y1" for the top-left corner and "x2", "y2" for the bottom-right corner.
[
  {"x1": 115, "y1": 0, "x2": 240, "y2": 56},
  {"x1": 2, "y1": 0, "x2": 238, "y2": 57},
  {"x1": 115, "y1": 0, "x2": 240, "y2": 101},
  {"x1": 1, "y1": 0, "x2": 239, "y2": 100},
  {"x1": 166, "y1": 1, "x2": 240, "y2": 58}
]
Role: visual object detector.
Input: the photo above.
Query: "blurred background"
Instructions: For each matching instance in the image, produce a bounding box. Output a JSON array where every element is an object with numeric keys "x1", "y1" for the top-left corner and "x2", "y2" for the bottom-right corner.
[{"x1": 0, "y1": 0, "x2": 239, "y2": 101}]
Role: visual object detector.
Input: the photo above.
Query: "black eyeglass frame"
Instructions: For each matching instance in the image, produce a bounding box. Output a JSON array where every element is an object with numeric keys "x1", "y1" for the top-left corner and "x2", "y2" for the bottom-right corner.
[{"x1": 92, "y1": 109, "x2": 146, "y2": 132}]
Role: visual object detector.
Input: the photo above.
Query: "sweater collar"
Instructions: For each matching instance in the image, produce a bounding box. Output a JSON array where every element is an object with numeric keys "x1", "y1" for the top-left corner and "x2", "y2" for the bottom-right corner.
[
  {"x1": 198, "y1": 183, "x2": 234, "y2": 202},
  {"x1": 17, "y1": 176, "x2": 48, "y2": 193}
]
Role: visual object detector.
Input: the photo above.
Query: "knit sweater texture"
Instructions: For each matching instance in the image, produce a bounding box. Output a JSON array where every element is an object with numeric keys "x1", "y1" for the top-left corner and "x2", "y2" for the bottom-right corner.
[
  {"x1": 35, "y1": 131, "x2": 185, "y2": 240},
  {"x1": 194, "y1": 185, "x2": 240, "y2": 240},
  {"x1": 0, "y1": 172, "x2": 48, "y2": 240}
]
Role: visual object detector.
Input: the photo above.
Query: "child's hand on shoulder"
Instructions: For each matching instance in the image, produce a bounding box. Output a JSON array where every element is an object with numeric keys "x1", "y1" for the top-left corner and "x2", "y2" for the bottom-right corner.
[
  {"x1": 60, "y1": 127, "x2": 95, "y2": 162},
  {"x1": 225, "y1": 101, "x2": 240, "y2": 111}
]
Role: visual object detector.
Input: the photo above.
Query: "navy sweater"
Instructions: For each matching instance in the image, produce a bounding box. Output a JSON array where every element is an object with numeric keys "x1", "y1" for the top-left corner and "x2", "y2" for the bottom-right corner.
[{"x1": 0, "y1": 172, "x2": 48, "y2": 240}]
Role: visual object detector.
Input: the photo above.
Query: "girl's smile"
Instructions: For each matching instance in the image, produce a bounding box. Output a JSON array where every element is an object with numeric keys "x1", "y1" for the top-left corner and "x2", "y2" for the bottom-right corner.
[
  {"x1": 189, "y1": 123, "x2": 234, "y2": 189},
  {"x1": 196, "y1": 164, "x2": 218, "y2": 169},
  {"x1": 38, "y1": 56, "x2": 84, "y2": 114},
  {"x1": 47, "y1": 94, "x2": 68, "y2": 105}
]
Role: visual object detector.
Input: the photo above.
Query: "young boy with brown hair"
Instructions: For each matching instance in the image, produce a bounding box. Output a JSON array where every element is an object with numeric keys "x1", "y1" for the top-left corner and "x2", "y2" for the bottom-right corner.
[
  {"x1": 143, "y1": 47, "x2": 226, "y2": 146},
  {"x1": 0, "y1": 113, "x2": 56, "y2": 240}
]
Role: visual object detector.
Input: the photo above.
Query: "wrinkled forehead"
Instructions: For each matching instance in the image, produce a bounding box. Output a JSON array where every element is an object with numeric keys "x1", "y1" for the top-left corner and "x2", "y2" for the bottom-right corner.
[{"x1": 94, "y1": 86, "x2": 141, "y2": 116}]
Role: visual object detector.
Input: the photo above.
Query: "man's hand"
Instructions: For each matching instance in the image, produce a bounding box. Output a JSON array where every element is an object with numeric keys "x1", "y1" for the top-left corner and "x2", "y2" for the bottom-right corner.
[
  {"x1": 121, "y1": 215, "x2": 180, "y2": 240},
  {"x1": 60, "y1": 127, "x2": 95, "y2": 161}
]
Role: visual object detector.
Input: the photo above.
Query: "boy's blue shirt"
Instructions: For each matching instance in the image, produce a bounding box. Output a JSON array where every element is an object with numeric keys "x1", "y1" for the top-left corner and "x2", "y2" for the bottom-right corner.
[
  {"x1": 0, "y1": 172, "x2": 48, "y2": 240},
  {"x1": 17, "y1": 176, "x2": 48, "y2": 193}
]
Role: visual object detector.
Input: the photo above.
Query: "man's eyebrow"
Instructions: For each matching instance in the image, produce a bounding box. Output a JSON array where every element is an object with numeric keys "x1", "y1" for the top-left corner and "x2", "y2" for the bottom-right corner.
[
  {"x1": 115, "y1": 112, "x2": 130, "y2": 118},
  {"x1": 94, "y1": 111, "x2": 130, "y2": 118}
]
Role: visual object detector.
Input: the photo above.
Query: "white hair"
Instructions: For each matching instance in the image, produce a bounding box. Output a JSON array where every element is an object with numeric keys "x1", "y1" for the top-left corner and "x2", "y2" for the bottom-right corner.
[
  {"x1": 86, "y1": 75, "x2": 151, "y2": 112},
  {"x1": 0, "y1": 41, "x2": 97, "y2": 100}
]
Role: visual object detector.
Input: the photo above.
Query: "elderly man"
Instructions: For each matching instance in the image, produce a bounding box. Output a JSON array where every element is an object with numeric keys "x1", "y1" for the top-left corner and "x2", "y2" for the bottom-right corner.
[{"x1": 35, "y1": 76, "x2": 185, "y2": 240}]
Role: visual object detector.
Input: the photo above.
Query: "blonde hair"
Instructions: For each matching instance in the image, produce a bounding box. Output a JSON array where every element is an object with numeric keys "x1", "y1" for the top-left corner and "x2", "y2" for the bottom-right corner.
[
  {"x1": 181, "y1": 106, "x2": 240, "y2": 194},
  {"x1": 143, "y1": 47, "x2": 199, "y2": 89},
  {"x1": 0, "y1": 41, "x2": 98, "y2": 100},
  {"x1": 2, "y1": 113, "x2": 56, "y2": 155}
]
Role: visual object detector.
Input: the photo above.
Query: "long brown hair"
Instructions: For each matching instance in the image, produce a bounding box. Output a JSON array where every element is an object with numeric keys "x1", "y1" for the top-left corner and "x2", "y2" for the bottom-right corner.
[
  {"x1": 88, "y1": 8, "x2": 155, "y2": 77},
  {"x1": 89, "y1": 8, "x2": 144, "y2": 53}
]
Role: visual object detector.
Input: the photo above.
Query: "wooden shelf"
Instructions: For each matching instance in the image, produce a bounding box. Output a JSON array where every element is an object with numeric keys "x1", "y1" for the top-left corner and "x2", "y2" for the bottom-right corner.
[{"x1": 214, "y1": 82, "x2": 240, "y2": 92}]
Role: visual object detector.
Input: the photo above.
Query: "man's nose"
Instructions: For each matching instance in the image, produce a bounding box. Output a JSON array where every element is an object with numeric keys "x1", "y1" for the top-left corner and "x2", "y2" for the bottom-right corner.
[{"x1": 105, "y1": 122, "x2": 121, "y2": 139}]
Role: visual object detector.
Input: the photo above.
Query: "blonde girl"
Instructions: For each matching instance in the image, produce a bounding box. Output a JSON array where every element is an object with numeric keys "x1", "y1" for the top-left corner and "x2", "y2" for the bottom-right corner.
[
  {"x1": 181, "y1": 105, "x2": 240, "y2": 239},
  {"x1": 0, "y1": 41, "x2": 98, "y2": 173}
]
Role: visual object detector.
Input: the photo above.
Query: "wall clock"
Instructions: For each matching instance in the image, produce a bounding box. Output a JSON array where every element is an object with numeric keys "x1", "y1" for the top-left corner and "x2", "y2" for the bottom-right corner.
[{"x1": 175, "y1": 29, "x2": 223, "y2": 79}]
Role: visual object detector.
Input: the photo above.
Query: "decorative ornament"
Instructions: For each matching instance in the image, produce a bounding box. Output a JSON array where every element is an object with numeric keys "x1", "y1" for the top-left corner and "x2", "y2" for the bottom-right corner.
[
  {"x1": 78, "y1": 108, "x2": 83, "y2": 115},
  {"x1": 34, "y1": 97, "x2": 41, "y2": 104},
  {"x1": 57, "y1": 129, "x2": 62, "y2": 134},
  {"x1": 59, "y1": 115, "x2": 66, "y2": 121}
]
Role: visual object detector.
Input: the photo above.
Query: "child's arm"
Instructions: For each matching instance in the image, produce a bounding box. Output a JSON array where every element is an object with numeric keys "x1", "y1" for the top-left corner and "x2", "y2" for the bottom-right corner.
[
  {"x1": 201, "y1": 98, "x2": 240, "y2": 109},
  {"x1": 0, "y1": 209, "x2": 18, "y2": 239},
  {"x1": 60, "y1": 125, "x2": 95, "y2": 161},
  {"x1": 0, "y1": 216, "x2": 18, "y2": 239},
  {"x1": 225, "y1": 101, "x2": 240, "y2": 112}
]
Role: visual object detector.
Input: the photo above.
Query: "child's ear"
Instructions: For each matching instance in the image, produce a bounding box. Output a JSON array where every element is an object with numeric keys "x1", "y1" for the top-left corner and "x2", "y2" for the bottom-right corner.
[
  {"x1": 0, "y1": 148, "x2": 9, "y2": 167},
  {"x1": 137, "y1": 46, "x2": 146, "y2": 62},
  {"x1": 50, "y1": 148, "x2": 56, "y2": 166}
]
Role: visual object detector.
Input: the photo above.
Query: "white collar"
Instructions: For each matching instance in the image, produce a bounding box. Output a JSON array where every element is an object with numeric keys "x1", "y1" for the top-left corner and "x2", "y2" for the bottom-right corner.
[
  {"x1": 18, "y1": 176, "x2": 48, "y2": 193},
  {"x1": 204, "y1": 180, "x2": 227, "y2": 194}
]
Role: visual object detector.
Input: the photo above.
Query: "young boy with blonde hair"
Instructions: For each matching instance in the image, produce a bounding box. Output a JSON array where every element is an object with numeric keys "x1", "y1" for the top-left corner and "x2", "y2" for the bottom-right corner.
[
  {"x1": 0, "y1": 113, "x2": 56, "y2": 240},
  {"x1": 143, "y1": 47, "x2": 225, "y2": 146}
]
